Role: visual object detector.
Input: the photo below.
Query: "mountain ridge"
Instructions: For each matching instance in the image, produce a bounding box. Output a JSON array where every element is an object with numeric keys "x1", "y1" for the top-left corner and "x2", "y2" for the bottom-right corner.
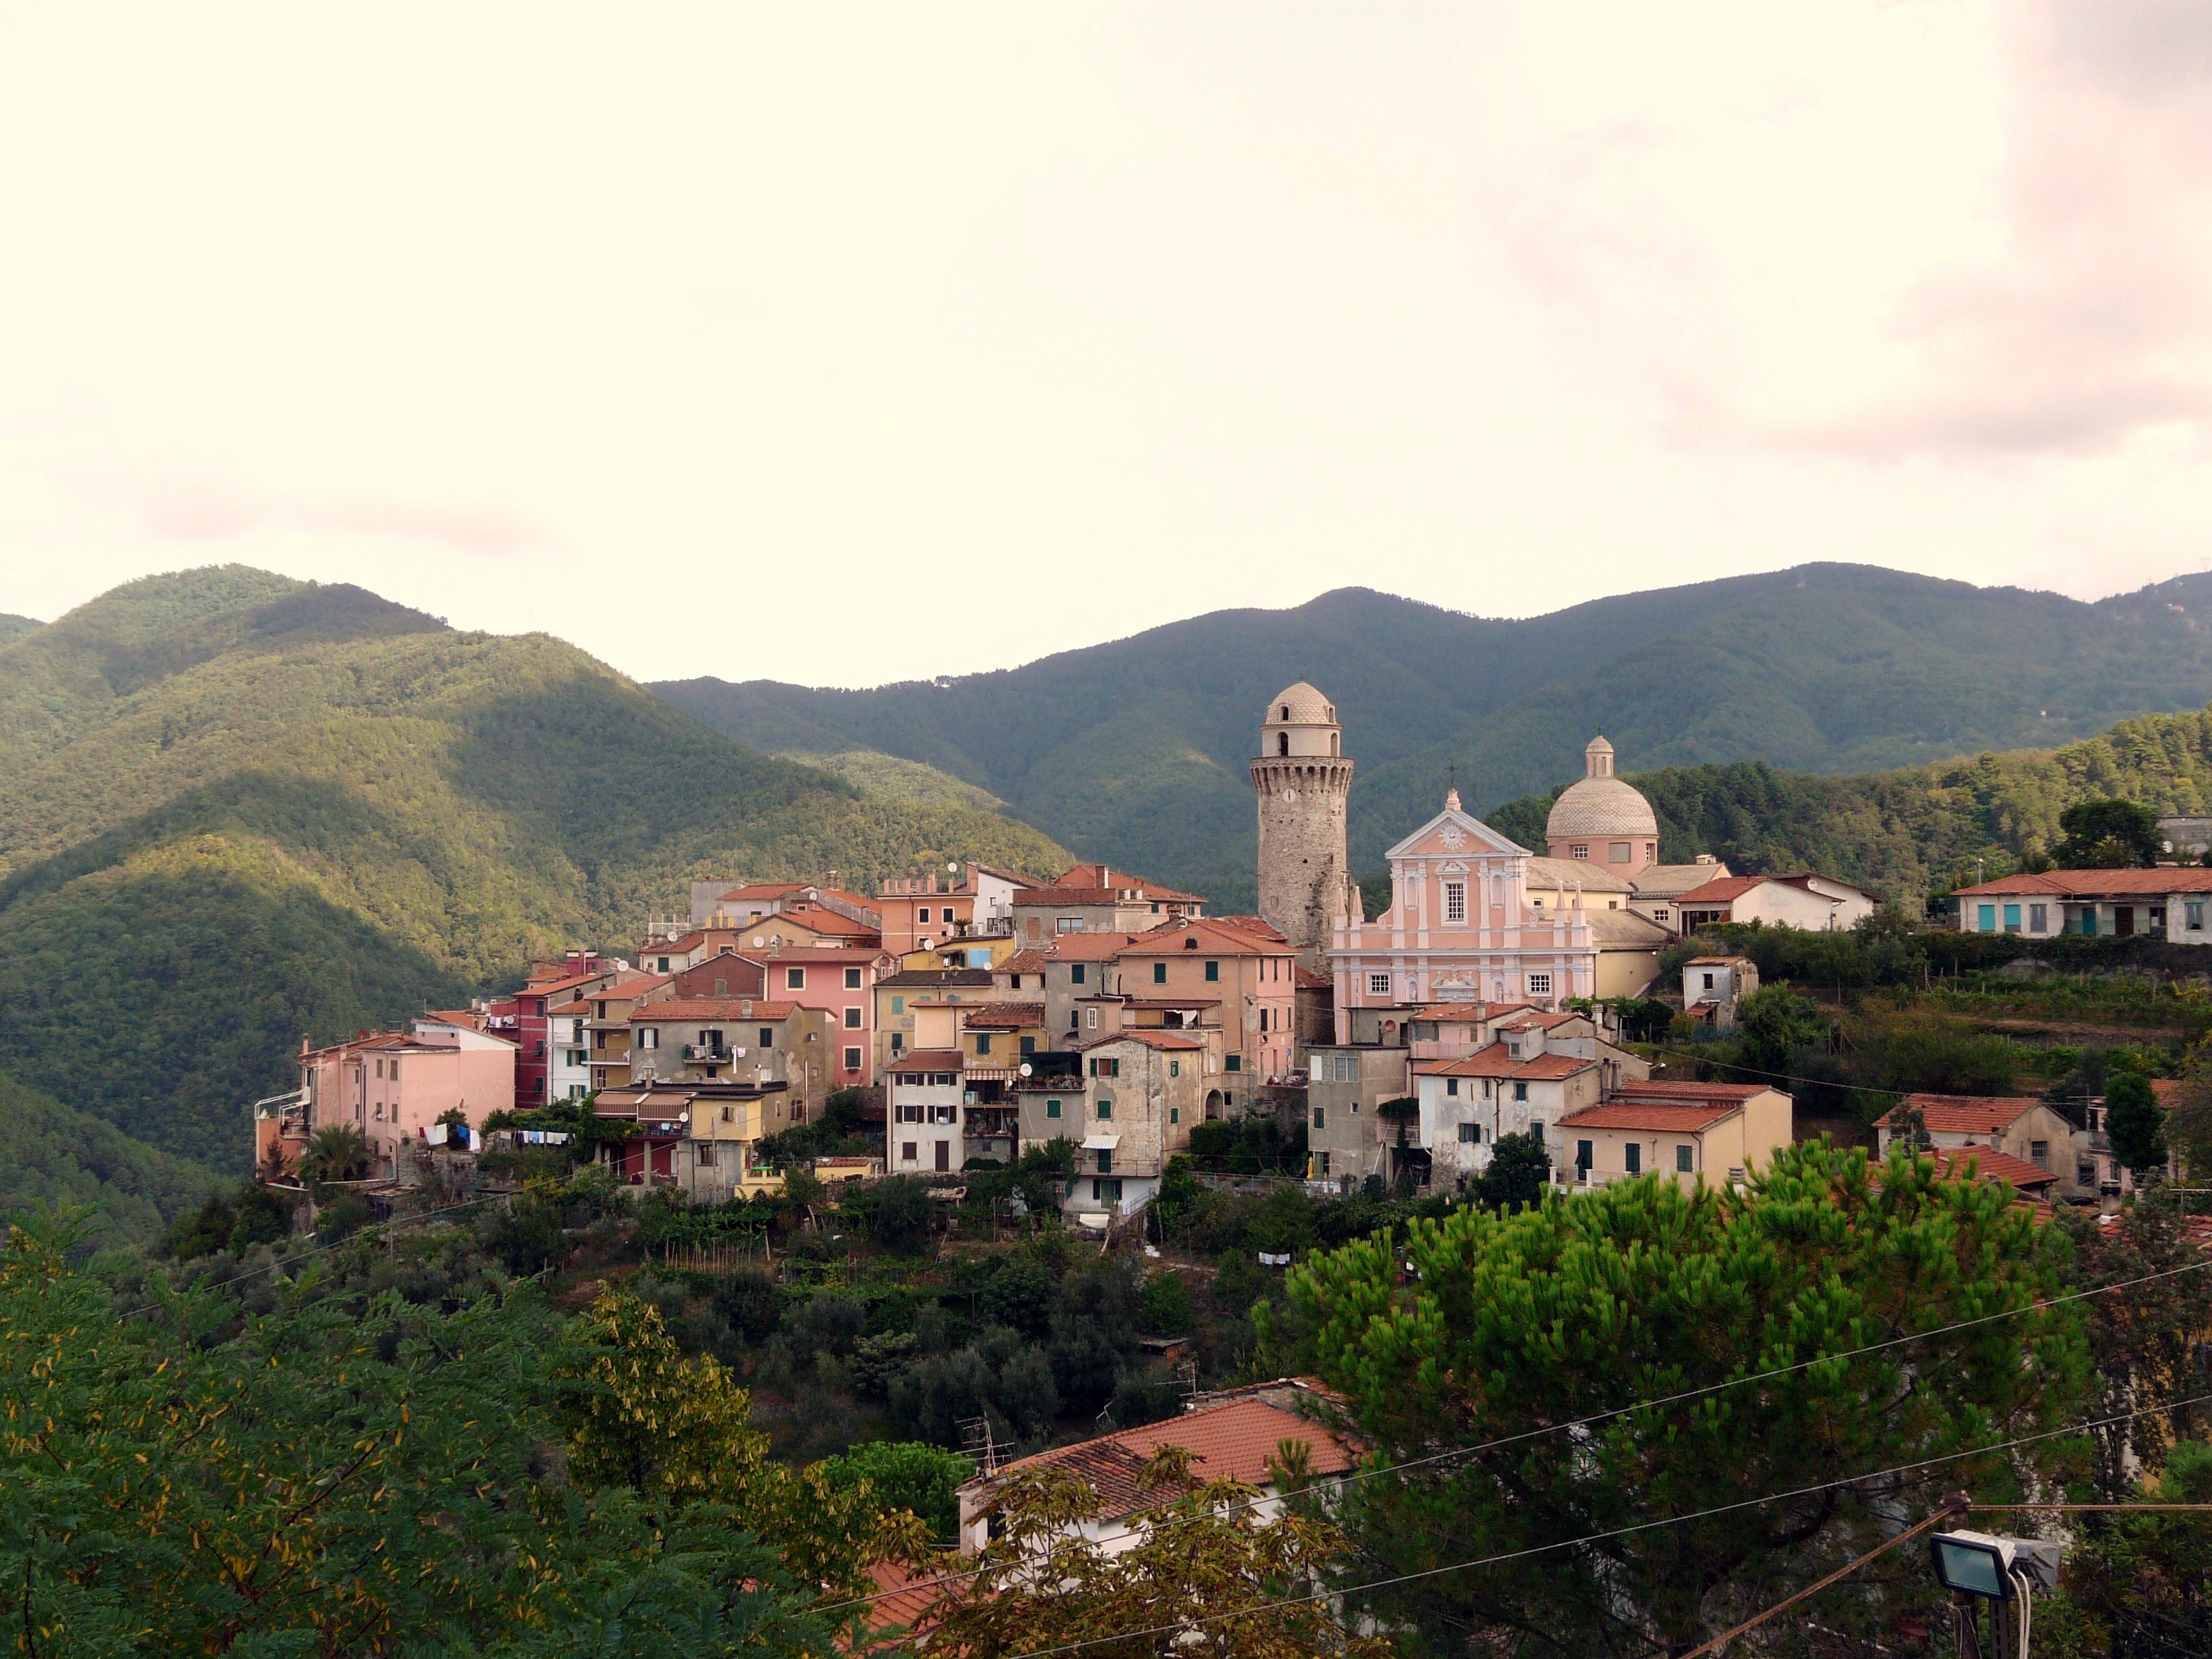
[
  {"x1": 655, "y1": 562, "x2": 2212, "y2": 905},
  {"x1": 0, "y1": 568, "x2": 1071, "y2": 1171}
]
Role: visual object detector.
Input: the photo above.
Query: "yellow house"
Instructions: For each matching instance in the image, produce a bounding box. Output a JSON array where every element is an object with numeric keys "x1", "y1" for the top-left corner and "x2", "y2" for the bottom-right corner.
[
  {"x1": 1553, "y1": 1081, "x2": 1792, "y2": 1192},
  {"x1": 1522, "y1": 857, "x2": 1669, "y2": 997}
]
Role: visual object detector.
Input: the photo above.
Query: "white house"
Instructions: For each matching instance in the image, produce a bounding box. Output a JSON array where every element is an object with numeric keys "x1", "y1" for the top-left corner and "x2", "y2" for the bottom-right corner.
[
  {"x1": 887, "y1": 1050, "x2": 966, "y2": 1175},
  {"x1": 1950, "y1": 868, "x2": 2212, "y2": 942},
  {"x1": 1675, "y1": 872, "x2": 1877, "y2": 931}
]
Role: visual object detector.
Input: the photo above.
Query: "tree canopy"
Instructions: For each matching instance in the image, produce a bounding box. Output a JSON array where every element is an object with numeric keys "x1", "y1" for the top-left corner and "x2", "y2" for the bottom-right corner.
[{"x1": 1268, "y1": 1142, "x2": 2087, "y2": 1654}]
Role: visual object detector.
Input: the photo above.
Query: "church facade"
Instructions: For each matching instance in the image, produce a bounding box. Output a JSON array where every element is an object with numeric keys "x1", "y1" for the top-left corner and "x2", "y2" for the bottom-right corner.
[{"x1": 1327, "y1": 789, "x2": 1599, "y2": 1032}]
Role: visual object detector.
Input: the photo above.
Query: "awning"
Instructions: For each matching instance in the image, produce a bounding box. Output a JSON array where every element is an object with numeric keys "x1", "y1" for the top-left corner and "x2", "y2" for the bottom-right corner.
[{"x1": 1081, "y1": 1134, "x2": 1120, "y2": 1151}]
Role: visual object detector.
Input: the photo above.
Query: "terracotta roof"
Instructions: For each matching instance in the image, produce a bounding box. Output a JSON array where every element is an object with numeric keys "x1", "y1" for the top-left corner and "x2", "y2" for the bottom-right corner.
[
  {"x1": 1416, "y1": 1043, "x2": 1593, "y2": 1082},
  {"x1": 997, "y1": 949, "x2": 1050, "y2": 975},
  {"x1": 968, "y1": 862, "x2": 1046, "y2": 888},
  {"x1": 1294, "y1": 966, "x2": 1331, "y2": 989},
  {"x1": 716, "y1": 881, "x2": 811, "y2": 902},
  {"x1": 417, "y1": 1009, "x2": 485, "y2": 1029},
  {"x1": 859, "y1": 1558, "x2": 946, "y2": 1639},
  {"x1": 1117, "y1": 918, "x2": 1291, "y2": 958},
  {"x1": 1494, "y1": 1010, "x2": 1582, "y2": 1031},
  {"x1": 2152, "y1": 1078, "x2": 2186, "y2": 1106},
  {"x1": 1047, "y1": 863, "x2": 1206, "y2": 904},
  {"x1": 1874, "y1": 1094, "x2": 2047, "y2": 1133},
  {"x1": 1684, "y1": 956, "x2": 1751, "y2": 966},
  {"x1": 1675, "y1": 875, "x2": 1767, "y2": 905},
  {"x1": 1080, "y1": 1029, "x2": 1206, "y2": 1051},
  {"x1": 972, "y1": 1397, "x2": 1355, "y2": 1525},
  {"x1": 632, "y1": 999, "x2": 801, "y2": 1021},
  {"x1": 579, "y1": 972, "x2": 672, "y2": 1000},
  {"x1": 1923, "y1": 1147, "x2": 2060, "y2": 1191},
  {"x1": 1043, "y1": 933, "x2": 1137, "y2": 962},
  {"x1": 1558, "y1": 1100, "x2": 1739, "y2": 1132},
  {"x1": 1201, "y1": 914, "x2": 1292, "y2": 943},
  {"x1": 1413, "y1": 1000, "x2": 1538, "y2": 1022},
  {"x1": 766, "y1": 905, "x2": 880, "y2": 937},
  {"x1": 1608, "y1": 1080, "x2": 1774, "y2": 1102},
  {"x1": 961, "y1": 1002, "x2": 1045, "y2": 1029},
  {"x1": 639, "y1": 933, "x2": 705, "y2": 954},
  {"x1": 1954, "y1": 867, "x2": 2212, "y2": 897},
  {"x1": 889, "y1": 1050, "x2": 965, "y2": 1071},
  {"x1": 878, "y1": 968, "x2": 995, "y2": 988}
]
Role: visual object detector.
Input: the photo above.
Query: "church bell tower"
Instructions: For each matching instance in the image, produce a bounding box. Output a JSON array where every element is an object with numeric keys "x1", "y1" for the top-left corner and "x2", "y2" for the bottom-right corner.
[{"x1": 1251, "y1": 681, "x2": 1357, "y2": 969}]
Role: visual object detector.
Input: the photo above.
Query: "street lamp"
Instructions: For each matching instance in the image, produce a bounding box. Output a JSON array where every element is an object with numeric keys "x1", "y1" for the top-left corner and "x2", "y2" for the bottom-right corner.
[{"x1": 1930, "y1": 1530, "x2": 2062, "y2": 1656}]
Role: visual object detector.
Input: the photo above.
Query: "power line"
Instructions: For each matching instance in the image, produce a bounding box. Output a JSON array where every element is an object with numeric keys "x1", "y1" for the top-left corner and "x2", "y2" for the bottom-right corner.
[
  {"x1": 996, "y1": 1390, "x2": 2212, "y2": 1659},
  {"x1": 815, "y1": 1253, "x2": 2212, "y2": 1618}
]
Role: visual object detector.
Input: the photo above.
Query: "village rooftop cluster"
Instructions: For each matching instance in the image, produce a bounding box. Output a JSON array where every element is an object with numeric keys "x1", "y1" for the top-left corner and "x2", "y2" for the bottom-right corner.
[{"x1": 254, "y1": 683, "x2": 2177, "y2": 1227}]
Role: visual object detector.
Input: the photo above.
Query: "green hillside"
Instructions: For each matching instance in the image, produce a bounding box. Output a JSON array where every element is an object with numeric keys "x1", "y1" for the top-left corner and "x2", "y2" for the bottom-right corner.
[
  {"x1": 1487, "y1": 704, "x2": 2212, "y2": 909},
  {"x1": 0, "y1": 613, "x2": 41, "y2": 647},
  {"x1": 0, "y1": 1069, "x2": 218, "y2": 1246},
  {"x1": 0, "y1": 568, "x2": 1071, "y2": 1171},
  {"x1": 657, "y1": 565, "x2": 2212, "y2": 906}
]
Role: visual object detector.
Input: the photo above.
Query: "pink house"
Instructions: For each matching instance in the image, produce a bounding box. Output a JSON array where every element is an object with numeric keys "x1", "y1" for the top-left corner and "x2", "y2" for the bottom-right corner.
[
  {"x1": 1332, "y1": 790, "x2": 1598, "y2": 1034},
  {"x1": 293, "y1": 1019, "x2": 518, "y2": 1183}
]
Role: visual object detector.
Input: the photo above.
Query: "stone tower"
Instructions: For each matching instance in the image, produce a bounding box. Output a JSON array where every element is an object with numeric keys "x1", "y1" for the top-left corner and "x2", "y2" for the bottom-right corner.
[{"x1": 1251, "y1": 681, "x2": 1357, "y2": 968}]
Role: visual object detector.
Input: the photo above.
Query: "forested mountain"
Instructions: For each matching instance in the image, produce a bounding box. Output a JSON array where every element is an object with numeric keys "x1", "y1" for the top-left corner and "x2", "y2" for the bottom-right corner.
[
  {"x1": 1488, "y1": 705, "x2": 2212, "y2": 910},
  {"x1": 655, "y1": 564, "x2": 2212, "y2": 907},
  {"x1": 0, "y1": 568, "x2": 1068, "y2": 1176}
]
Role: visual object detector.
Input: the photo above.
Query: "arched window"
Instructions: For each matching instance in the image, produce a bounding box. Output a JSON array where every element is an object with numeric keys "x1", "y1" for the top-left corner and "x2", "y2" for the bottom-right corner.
[
  {"x1": 1279, "y1": 705, "x2": 1290, "y2": 720},
  {"x1": 1277, "y1": 732, "x2": 1289, "y2": 756},
  {"x1": 1331, "y1": 733, "x2": 1339, "y2": 755}
]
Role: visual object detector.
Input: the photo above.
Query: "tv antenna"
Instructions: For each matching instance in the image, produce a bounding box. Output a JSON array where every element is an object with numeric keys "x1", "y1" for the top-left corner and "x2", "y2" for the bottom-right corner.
[{"x1": 958, "y1": 1414, "x2": 1002, "y2": 1475}]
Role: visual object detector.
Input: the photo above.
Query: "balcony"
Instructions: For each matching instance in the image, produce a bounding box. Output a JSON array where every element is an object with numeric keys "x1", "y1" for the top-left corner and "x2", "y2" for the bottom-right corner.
[{"x1": 683, "y1": 1044, "x2": 731, "y2": 1063}]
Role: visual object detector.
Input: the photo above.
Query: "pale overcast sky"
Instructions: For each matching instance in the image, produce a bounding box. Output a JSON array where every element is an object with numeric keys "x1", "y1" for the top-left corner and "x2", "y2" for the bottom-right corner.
[{"x1": 2, "y1": 2, "x2": 2209, "y2": 686}]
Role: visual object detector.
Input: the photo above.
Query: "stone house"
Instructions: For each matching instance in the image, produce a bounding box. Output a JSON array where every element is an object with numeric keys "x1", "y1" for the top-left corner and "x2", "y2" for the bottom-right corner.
[
  {"x1": 1035, "y1": 1029, "x2": 1206, "y2": 1219},
  {"x1": 626, "y1": 997, "x2": 832, "y2": 1120},
  {"x1": 1872, "y1": 1093, "x2": 2092, "y2": 1202}
]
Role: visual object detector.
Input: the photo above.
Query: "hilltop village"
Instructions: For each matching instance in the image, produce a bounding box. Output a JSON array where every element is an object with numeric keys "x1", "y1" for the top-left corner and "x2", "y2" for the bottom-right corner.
[{"x1": 252, "y1": 681, "x2": 2190, "y2": 1225}]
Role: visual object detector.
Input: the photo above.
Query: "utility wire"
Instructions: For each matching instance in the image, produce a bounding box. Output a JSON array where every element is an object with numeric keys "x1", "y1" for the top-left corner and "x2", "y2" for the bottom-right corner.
[
  {"x1": 815, "y1": 1253, "x2": 2212, "y2": 1618},
  {"x1": 996, "y1": 1389, "x2": 2212, "y2": 1659}
]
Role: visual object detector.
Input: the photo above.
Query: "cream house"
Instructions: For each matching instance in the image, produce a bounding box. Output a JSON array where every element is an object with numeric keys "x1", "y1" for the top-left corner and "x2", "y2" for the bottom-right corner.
[{"x1": 1555, "y1": 1081, "x2": 1793, "y2": 1191}]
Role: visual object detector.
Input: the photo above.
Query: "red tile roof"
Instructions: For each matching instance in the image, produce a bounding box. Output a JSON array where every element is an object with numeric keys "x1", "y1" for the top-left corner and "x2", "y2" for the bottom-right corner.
[
  {"x1": 1675, "y1": 876, "x2": 1767, "y2": 905},
  {"x1": 716, "y1": 881, "x2": 812, "y2": 902},
  {"x1": 976, "y1": 1397, "x2": 1355, "y2": 1525},
  {"x1": 638, "y1": 933, "x2": 705, "y2": 955},
  {"x1": 1414, "y1": 1000, "x2": 1539, "y2": 1022},
  {"x1": 889, "y1": 1050, "x2": 965, "y2": 1071},
  {"x1": 631, "y1": 999, "x2": 801, "y2": 1021},
  {"x1": 1294, "y1": 966, "x2": 1331, "y2": 989},
  {"x1": 1953, "y1": 867, "x2": 2212, "y2": 897},
  {"x1": 1923, "y1": 1147, "x2": 2060, "y2": 1191},
  {"x1": 1118, "y1": 918, "x2": 1292, "y2": 958},
  {"x1": 1416, "y1": 1043, "x2": 1593, "y2": 1082},
  {"x1": 1873, "y1": 1094, "x2": 2047, "y2": 1133},
  {"x1": 996, "y1": 949, "x2": 1050, "y2": 975},
  {"x1": 1042, "y1": 933, "x2": 1137, "y2": 962},
  {"x1": 1048, "y1": 863, "x2": 1206, "y2": 903},
  {"x1": 1558, "y1": 1100, "x2": 1739, "y2": 1132},
  {"x1": 960, "y1": 1002, "x2": 1045, "y2": 1029}
]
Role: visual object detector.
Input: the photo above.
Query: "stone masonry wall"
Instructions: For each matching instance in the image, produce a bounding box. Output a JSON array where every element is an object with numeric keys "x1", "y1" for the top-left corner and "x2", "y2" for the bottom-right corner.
[{"x1": 1252, "y1": 755, "x2": 1355, "y2": 968}]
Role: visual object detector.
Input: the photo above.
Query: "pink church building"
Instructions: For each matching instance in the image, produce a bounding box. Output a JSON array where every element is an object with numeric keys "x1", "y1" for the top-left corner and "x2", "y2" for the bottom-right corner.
[{"x1": 1330, "y1": 788, "x2": 1599, "y2": 1033}]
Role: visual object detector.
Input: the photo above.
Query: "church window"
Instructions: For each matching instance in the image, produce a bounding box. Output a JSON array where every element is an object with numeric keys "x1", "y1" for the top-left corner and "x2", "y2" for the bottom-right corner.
[
  {"x1": 1277, "y1": 733, "x2": 1289, "y2": 756},
  {"x1": 1570, "y1": 844, "x2": 1589, "y2": 859},
  {"x1": 1528, "y1": 972, "x2": 1553, "y2": 998},
  {"x1": 1279, "y1": 705, "x2": 1289, "y2": 720},
  {"x1": 1368, "y1": 972, "x2": 1390, "y2": 996},
  {"x1": 1609, "y1": 842, "x2": 1631, "y2": 863},
  {"x1": 1443, "y1": 882, "x2": 1467, "y2": 923}
]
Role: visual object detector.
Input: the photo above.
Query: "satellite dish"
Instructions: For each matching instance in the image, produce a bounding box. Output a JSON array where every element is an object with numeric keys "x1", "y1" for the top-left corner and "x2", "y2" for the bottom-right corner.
[{"x1": 1018, "y1": 1063, "x2": 1032, "y2": 1077}]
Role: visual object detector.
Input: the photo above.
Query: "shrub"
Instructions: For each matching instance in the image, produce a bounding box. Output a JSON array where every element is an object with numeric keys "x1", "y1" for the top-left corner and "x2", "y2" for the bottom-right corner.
[
  {"x1": 981, "y1": 1254, "x2": 1058, "y2": 1339},
  {"x1": 711, "y1": 1272, "x2": 783, "y2": 1343},
  {"x1": 1141, "y1": 1269, "x2": 1193, "y2": 1336},
  {"x1": 847, "y1": 1177, "x2": 937, "y2": 1252},
  {"x1": 312, "y1": 1189, "x2": 374, "y2": 1244},
  {"x1": 1187, "y1": 1121, "x2": 1234, "y2": 1159},
  {"x1": 819, "y1": 1440, "x2": 975, "y2": 1542}
]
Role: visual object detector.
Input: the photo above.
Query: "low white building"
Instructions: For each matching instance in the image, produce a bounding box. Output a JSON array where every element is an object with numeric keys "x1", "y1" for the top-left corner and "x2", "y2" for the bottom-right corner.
[
  {"x1": 1950, "y1": 868, "x2": 2212, "y2": 942},
  {"x1": 1676, "y1": 872, "x2": 1877, "y2": 931},
  {"x1": 546, "y1": 1000, "x2": 594, "y2": 1102}
]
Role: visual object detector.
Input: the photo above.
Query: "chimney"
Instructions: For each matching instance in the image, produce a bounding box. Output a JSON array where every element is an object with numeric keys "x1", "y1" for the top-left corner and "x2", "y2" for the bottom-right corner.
[{"x1": 741, "y1": 1000, "x2": 754, "y2": 1018}]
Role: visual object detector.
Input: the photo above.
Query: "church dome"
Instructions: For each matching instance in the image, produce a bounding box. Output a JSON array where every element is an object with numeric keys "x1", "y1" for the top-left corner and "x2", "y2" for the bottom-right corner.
[
  {"x1": 1265, "y1": 682, "x2": 1336, "y2": 726},
  {"x1": 1546, "y1": 736, "x2": 1658, "y2": 841}
]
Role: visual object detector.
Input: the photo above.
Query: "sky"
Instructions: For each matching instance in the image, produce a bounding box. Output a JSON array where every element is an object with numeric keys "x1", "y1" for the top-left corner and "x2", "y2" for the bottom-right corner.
[{"x1": 1, "y1": 1, "x2": 2209, "y2": 687}]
